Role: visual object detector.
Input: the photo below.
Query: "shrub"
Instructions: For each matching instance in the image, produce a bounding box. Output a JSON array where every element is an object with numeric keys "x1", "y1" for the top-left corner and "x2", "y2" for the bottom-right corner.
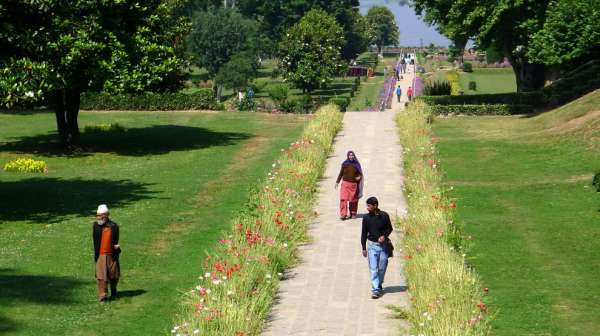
[
  {"x1": 468, "y1": 81, "x2": 477, "y2": 91},
  {"x1": 238, "y1": 96, "x2": 256, "y2": 111},
  {"x1": 427, "y1": 104, "x2": 532, "y2": 116},
  {"x1": 80, "y1": 90, "x2": 221, "y2": 110},
  {"x1": 293, "y1": 95, "x2": 314, "y2": 114},
  {"x1": 171, "y1": 104, "x2": 343, "y2": 335},
  {"x1": 84, "y1": 123, "x2": 127, "y2": 133},
  {"x1": 267, "y1": 84, "x2": 290, "y2": 107},
  {"x1": 446, "y1": 70, "x2": 460, "y2": 95},
  {"x1": 3, "y1": 158, "x2": 47, "y2": 173},
  {"x1": 329, "y1": 97, "x2": 350, "y2": 112},
  {"x1": 593, "y1": 172, "x2": 600, "y2": 192},
  {"x1": 271, "y1": 67, "x2": 280, "y2": 79},
  {"x1": 462, "y1": 62, "x2": 473, "y2": 72},
  {"x1": 423, "y1": 81, "x2": 451, "y2": 96}
]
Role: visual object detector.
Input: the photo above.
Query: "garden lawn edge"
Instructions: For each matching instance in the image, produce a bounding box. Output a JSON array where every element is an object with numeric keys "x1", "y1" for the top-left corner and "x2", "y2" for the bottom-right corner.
[
  {"x1": 396, "y1": 101, "x2": 491, "y2": 335},
  {"x1": 171, "y1": 104, "x2": 343, "y2": 335}
]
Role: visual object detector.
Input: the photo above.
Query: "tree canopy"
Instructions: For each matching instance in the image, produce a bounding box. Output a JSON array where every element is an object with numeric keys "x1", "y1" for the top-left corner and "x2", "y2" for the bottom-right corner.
[
  {"x1": 279, "y1": 9, "x2": 345, "y2": 93},
  {"x1": 0, "y1": 0, "x2": 189, "y2": 144},
  {"x1": 366, "y1": 6, "x2": 399, "y2": 53}
]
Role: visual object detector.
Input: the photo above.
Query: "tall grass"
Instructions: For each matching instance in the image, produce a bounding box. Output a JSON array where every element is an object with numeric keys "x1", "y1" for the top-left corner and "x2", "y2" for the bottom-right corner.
[
  {"x1": 397, "y1": 101, "x2": 491, "y2": 335},
  {"x1": 171, "y1": 105, "x2": 343, "y2": 335}
]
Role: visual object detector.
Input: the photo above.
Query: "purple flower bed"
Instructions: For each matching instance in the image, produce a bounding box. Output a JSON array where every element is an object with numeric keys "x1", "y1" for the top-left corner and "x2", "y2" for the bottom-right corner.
[{"x1": 412, "y1": 76, "x2": 424, "y2": 97}]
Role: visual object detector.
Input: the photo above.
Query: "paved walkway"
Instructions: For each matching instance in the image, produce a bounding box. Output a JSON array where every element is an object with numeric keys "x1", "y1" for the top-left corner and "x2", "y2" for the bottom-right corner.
[{"x1": 262, "y1": 65, "x2": 414, "y2": 336}]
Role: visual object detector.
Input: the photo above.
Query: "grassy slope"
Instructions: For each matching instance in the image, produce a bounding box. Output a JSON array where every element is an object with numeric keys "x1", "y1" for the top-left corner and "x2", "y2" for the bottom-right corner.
[
  {"x1": 458, "y1": 68, "x2": 516, "y2": 94},
  {"x1": 433, "y1": 91, "x2": 600, "y2": 335},
  {"x1": 0, "y1": 111, "x2": 306, "y2": 335}
]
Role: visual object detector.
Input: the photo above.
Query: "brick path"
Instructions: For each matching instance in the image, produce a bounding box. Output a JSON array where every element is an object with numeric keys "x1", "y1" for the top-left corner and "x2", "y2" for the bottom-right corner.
[{"x1": 262, "y1": 65, "x2": 414, "y2": 336}]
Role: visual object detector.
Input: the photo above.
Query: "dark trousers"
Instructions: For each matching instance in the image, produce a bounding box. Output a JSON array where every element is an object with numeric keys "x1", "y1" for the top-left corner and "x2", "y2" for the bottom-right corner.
[{"x1": 97, "y1": 279, "x2": 118, "y2": 300}]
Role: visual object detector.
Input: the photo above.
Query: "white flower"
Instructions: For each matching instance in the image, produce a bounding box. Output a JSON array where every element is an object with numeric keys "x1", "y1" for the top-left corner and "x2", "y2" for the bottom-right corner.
[
  {"x1": 212, "y1": 279, "x2": 221, "y2": 285},
  {"x1": 193, "y1": 330, "x2": 200, "y2": 335},
  {"x1": 227, "y1": 290, "x2": 234, "y2": 296},
  {"x1": 204, "y1": 272, "x2": 211, "y2": 278},
  {"x1": 222, "y1": 276, "x2": 227, "y2": 280},
  {"x1": 283, "y1": 243, "x2": 288, "y2": 248},
  {"x1": 265, "y1": 274, "x2": 272, "y2": 279},
  {"x1": 24, "y1": 91, "x2": 35, "y2": 98}
]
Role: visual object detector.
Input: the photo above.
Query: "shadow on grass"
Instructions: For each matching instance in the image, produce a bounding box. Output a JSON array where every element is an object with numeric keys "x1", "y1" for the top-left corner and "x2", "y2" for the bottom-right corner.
[
  {"x1": 0, "y1": 125, "x2": 250, "y2": 157},
  {"x1": 0, "y1": 316, "x2": 19, "y2": 333},
  {"x1": 0, "y1": 268, "x2": 86, "y2": 305},
  {"x1": 0, "y1": 178, "x2": 155, "y2": 223},
  {"x1": 113, "y1": 289, "x2": 147, "y2": 300}
]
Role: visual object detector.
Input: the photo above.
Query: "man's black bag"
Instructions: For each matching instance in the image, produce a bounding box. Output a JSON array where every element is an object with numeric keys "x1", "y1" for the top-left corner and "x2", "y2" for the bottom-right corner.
[{"x1": 383, "y1": 238, "x2": 394, "y2": 258}]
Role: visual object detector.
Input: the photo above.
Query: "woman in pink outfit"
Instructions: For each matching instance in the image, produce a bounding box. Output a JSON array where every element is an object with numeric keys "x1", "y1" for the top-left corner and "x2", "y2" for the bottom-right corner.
[{"x1": 335, "y1": 151, "x2": 363, "y2": 220}]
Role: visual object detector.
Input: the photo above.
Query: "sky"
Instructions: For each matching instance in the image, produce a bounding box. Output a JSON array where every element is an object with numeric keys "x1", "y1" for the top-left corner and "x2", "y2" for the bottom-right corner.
[{"x1": 359, "y1": 0, "x2": 451, "y2": 47}]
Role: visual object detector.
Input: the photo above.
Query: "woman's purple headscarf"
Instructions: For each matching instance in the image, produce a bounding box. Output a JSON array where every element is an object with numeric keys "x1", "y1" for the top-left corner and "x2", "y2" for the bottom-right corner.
[{"x1": 342, "y1": 150, "x2": 362, "y2": 174}]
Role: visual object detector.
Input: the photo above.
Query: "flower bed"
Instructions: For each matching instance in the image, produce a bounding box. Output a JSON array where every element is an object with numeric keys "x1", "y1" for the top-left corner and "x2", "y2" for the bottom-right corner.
[
  {"x1": 3, "y1": 158, "x2": 47, "y2": 173},
  {"x1": 396, "y1": 100, "x2": 491, "y2": 335},
  {"x1": 171, "y1": 104, "x2": 343, "y2": 335}
]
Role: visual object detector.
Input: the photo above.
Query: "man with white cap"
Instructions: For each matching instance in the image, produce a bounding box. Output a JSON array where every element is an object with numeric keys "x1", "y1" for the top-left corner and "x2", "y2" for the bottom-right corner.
[{"x1": 92, "y1": 204, "x2": 121, "y2": 303}]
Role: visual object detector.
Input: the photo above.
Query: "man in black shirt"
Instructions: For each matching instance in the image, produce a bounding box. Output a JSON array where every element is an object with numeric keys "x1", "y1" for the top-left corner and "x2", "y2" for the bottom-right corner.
[{"x1": 361, "y1": 197, "x2": 393, "y2": 299}]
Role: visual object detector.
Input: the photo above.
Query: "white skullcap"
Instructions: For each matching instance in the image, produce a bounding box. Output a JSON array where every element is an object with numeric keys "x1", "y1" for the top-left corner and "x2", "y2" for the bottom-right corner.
[{"x1": 96, "y1": 204, "x2": 109, "y2": 214}]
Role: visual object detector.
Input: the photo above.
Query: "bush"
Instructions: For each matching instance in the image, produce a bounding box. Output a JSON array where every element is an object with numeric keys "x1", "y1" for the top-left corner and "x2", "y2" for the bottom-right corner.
[
  {"x1": 271, "y1": 67, "x2": 280, "y2": 79},
  {"x1": 3, "y1": 158, "x2": 47, "y2": 173},
  {"x1": 423, "y1": 81, "x2": 452, "y2": 96},
  {"x1": 267, "y1": 84, "x2": 290, "y2": 107},
  {"x1": 354, "y1": 76, "x2": 361, "y2": 86},
  {"x1": 84, "y1": 123, "x2": 127, "y2": 133},
  {"x1": 446, "y1": 70, "x2": 460, "y2": 95},
  {"x1": 238, "y1": 96, "x2": 256, "y2": 111},
  {"x1": 427, "y1": 104, "x2": 532, "y2": 116},
  {"x1": 80, "y1": 90, "x2": 221, "y2": 110},
  {"x1": 293, "y1": 95, "x2": 314, "y2": 114},
  {"x1": 468, "y1": 81, "x2": 477, "y2": 91},
  {"x1": 593, "y1": 172, "x2": 600, "y2": 192},
  {"x1": 417, "y1": 91, "x2": 545, "y2": 107},
  {"x1": 329, "y1": 97, "x2": 350, "y2": 112},
  {"x1": 462, "y1": 62, "x2": 473, "y2": 72}
]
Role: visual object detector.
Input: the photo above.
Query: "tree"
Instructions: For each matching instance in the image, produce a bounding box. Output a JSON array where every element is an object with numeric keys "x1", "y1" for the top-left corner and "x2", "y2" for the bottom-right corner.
[
  {"x1": 338, "y1": 10, "x2": 373, "y2": 60},
  {"x1": 528, "y1": 0, "x2": 600, "y2": 67},
  {"x1": 187, "y1": 8, "x2": 259, "y2": 99},
  {"x1": 280, "y1": 10, "x2": 345, "y2": 93},
  {"x1": 412, "y1": 0, "x2": 549, "y2": 92},
  {"x1": 0, "y1": 0, "x2": 190, "y2": 144},
  {"x1": 366, "y1": 6, "x2": 399, "y2": 54},
  {"x1": 215, "y1": 52, "x2": 258, "y2": 92}
]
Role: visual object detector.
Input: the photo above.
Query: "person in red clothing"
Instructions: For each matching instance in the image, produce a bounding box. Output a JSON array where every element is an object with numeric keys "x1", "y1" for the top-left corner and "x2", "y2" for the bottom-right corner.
[
  {"x1": 407, "y1": 86, "x2": 414, "y2": 101},
  {"x1": 92, "y1": 204, "x2": 121, "y2": 303},
  {"x1": 335, "y1": 151, "x2": 363, "y2": 220}
]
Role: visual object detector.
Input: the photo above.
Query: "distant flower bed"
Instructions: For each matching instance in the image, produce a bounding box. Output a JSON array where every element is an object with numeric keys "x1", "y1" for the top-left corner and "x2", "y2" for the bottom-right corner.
[
  {"x1": 171, "y1": 104, "x2": 343, "y2": 335},
  {"x1": 83, "y1": 123, "x2": 127, "y2": 133},
  {"x1": 3, "y1": 158, "x2": 47, "y2": 173}
]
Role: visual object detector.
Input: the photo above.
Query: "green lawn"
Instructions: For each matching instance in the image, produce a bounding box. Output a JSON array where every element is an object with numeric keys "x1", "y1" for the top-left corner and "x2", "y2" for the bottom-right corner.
[
  {"x1": 0, "y1": 111, "x2": 306, "y2": 335},
  {"x1": 432, "y1": 91, "x2": 600, "y2": 335},
  {"x1": 458, "y1": 68, "x2": 516, "y2": 94}
]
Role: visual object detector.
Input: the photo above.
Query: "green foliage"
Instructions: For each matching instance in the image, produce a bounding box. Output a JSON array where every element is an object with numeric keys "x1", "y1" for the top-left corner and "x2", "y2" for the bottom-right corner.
[
  {"x1": 267, "y1": 84, "x2": 290, "y2": 107},
  {"x1": 329, "y1": 97, "x2": 350, "y2": 112},
  {"x1": 80, "y1": 90, "x2": 221, "y2": 111},
  {"x1": 215, "y1": 53, "x2": 258, "y2": 91},
  {"x1": 418, "y1": 92, "x2": 545, "y2": 106},
  {"x1": 83, "y1": 123, "x2": 127, "y2": 133},
  {"x1": 528, "y1": 0, "x2": 600, "y2": 66},
  {"x1": 188, "y1": 8, "x2": 259, "y2": 77},
  {"x1": 427, "y1": 104, "x2": 532, "y2": 116},
  {"x1": 279, "y1": 10, "x2": 345, "y2": 93},
  {"x1": 0, "y1": 59, "x2": 50, "y2": 108},
  {"x1": 366, "y1": 6, "x2": 399, "y2": 52},
  {"x1": 339, "y1": 10, "x2": 373, "y2": 60},
  {"x1": 485, "y1": 45, "x2": 504, "y2": 64},
  {"x1": 356, "y1": 52, "x2": 379, "y2": 69},
  {"x1": 462, "y1": 62, "x2": 473, "y2": 73},
  {"x1": 541, "y1": 60, "x2": 600, "y2": 107},
  {"x1": 468, "y1": 81, "x2": 477, "y2": 91},
  {"x1": 292, "y1": 95, "x2": 314, "y2": 114},
  {"x1": 237, "y1": 95, "x2": 256, "y2": 111},
  {"x1": 423, "y1": 81, "x2": 451, "y2": 96},
  {"x1": 593, "y1": 172, "x2": 600, "y2": 192}
]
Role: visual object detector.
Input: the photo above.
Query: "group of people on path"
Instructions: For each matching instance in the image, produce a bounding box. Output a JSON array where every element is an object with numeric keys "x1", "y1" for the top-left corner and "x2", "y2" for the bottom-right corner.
[
  {"x1": 396, "y1": 85, "x2": 413, "y2": 103},
  {"x1": 336, "y1": 151, "x2": 394, "y2": 299}
]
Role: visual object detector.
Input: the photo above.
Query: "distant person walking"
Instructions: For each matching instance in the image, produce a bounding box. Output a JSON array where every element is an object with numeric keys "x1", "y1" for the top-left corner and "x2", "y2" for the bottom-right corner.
[
  {"x1": 395, "y1": 85, "x2": 402, "y2": 103},
  {"x1": 400, "y1": 58, "x2": 406, "y2": 74},
  {"x1": 361, "y1": 197, "x2": 393, "y2": 299},
  {"x1": 335, "y1": 151, "x2": 363, "y2": 220},
  {"x1": 93, "y1": 204, "x2": 121, "y2": 303},
  {"x1": 407, "y1": 86, "x2": 414, "y2": 101}
]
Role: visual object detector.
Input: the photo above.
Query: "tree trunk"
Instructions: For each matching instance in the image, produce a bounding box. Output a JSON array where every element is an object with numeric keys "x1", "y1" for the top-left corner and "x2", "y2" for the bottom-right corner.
[
  {"x1": 52, "y1": 88, "x2": 81, "y2": 146},
  {"x1": 510, "y1": 57, "x2": 545, "y2": 92}
]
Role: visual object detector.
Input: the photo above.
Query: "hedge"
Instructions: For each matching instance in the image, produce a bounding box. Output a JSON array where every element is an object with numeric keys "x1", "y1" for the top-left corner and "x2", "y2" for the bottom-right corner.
[
  {"x1": 329, "y1": 97, "x2": 350, "y2": 112},
  {"x1": 417, "y1": 91, "x2": 545, "y2": 107},
  {"x1": 427, "y1": 104, "x2": 533, "y2": 116},
  {"x1": 80, "y1": 90, "x2": 222, "y2": 110}
]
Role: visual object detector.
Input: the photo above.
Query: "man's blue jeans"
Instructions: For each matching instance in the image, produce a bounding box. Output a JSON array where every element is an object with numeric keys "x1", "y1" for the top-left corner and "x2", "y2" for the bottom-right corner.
[{"x1": 367, "y1": 241, "x2": 389, "y2": 294}]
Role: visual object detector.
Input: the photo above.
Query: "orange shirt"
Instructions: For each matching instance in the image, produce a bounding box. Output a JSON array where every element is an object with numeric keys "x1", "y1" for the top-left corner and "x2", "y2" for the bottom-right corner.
[{"x1": 99, "y1": 226, "x2": 113, "y2": 255}]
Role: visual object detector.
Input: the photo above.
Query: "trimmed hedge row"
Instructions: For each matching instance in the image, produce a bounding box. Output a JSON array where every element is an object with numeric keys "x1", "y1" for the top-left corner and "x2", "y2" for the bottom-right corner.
[
  {"x1": 427, "y1": 104, "x2": 533, "y2": 116},
  {"x1": 417, "y1": 91, "x2": 545, "y2": 107},
  {"x1": 80, "y1": 90, "x2": 222, "y2": 110}
]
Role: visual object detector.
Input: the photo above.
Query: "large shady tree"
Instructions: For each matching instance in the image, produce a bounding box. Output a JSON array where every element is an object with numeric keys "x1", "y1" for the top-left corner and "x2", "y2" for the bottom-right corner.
[{"x1": 0, "y1": 0, "x2": 189, "y2": 145}]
